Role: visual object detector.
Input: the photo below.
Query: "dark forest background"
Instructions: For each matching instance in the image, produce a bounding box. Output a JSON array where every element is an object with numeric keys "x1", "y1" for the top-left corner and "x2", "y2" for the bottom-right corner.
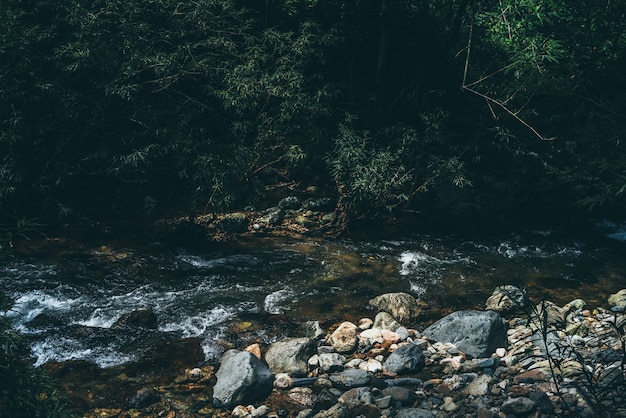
[{"x1": 2, "y1": 0, "x2": 625, "y2": 230}]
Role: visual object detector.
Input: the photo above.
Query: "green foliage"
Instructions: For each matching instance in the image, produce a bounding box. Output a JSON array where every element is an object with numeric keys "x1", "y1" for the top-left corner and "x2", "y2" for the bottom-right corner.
[
  {"x1": 1, "y1": 293, "x2": 75, "y2": 417},
  {"x1": 326, "y1": 115, "x2": 471, "y2": 221},
  {"x1": 1, "y1": 0, "x2": 625, "y2": 224}
]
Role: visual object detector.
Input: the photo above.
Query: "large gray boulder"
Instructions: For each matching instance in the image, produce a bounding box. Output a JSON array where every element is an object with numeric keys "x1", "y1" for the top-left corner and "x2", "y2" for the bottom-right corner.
[
  {"x1": 383, "y1": 342, "x2": 425, "y2": 374},
  {"x1": 212, "y1": 349, "x2": 274, "y2": 409},
  {"x1": 423, "y1": 310, "x2": 507, "y2": 358},
  {"x1": 369, "y1": 292, "x2": 422, "y2": 323},
  {"x1": 265, "y1": 337, "x2": 316, "y2": 377}
]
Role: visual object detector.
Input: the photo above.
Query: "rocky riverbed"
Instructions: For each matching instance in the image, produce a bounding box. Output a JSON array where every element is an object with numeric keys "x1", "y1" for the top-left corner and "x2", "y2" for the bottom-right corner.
[{"x1": 52, "y1": 286, "x2": 626, "y2": 418}]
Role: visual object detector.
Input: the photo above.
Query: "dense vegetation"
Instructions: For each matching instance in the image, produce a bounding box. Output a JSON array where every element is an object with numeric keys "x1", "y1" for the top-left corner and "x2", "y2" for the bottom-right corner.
[{"x1": 1, "y1": 0, "x2": 625, "y2": 229}]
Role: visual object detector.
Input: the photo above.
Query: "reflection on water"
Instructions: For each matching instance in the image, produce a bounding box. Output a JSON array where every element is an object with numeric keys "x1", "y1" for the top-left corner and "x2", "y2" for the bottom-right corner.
[{"x1": 1, "y1": 221, "x2": 625, "y2": 368}]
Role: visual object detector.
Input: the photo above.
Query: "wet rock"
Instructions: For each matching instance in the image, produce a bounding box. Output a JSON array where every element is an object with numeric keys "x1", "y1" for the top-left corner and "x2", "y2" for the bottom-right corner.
[
  {"x1": 531, "y1": 301, "x2": 565, "y2": 328},
  {"x1": 321, "y1": 212, "x2": 337, "y2": 224},
  {"x1": 530, "y1": 391, "x2": 555, "y2": 414},
  {"x1": 485, "y1": 285, "x2": 527, "y2": 313},
  {"x1": 314, "y1": 388, "x2": 341, "y2": 411},
  {"x1": 383, "y1": 342, "x2": 425, "y2": 374},
  {"x1": 129, "y1": 387, "x2": 160, "y2": 408},
  {"x1": 372, "y1": 312, "x2": 401, "y2": 332},
  {"x1": 358, "y1": 318, "x2": 374, "y2": 330},
  {"x1": 274, "y1": 373, "x2": 294, "y2": 389},
  {"x1": 501, "y1": 396, "x2": 536, "y2": 415},
  {"x1": 266, "y1": 337, "x2": 316, "y2": 377},
  {"x1": 296, "y1": 214, "x2": 317, "y2": 229},
  {"x1": 289, "y1": 387, "x2": 317, "y2": 408},
  {"x1": 338, "y1": 387, "x2": 373, "y2": 404},
  {"x1": 395, "y1": 408, "x2": 436, "y2": 418},
  {"x1": 329, "y1": 322, "x2": 358, "y2": 353},
  {"x1": 369, "y1": 292, "x2": 422, "y2": 323},
  {"x1": 329, "y1": 369, "x2": 371, "y2": 389},
  {"x1": 112, "y1": 307, "x2": 158, "y2": 329},
  {"x1": 385, "y1": 378, "x2": 422, "y2": 387},
  {"x1": 382, "y1": 386, "x2": 418, "y2": 405},
  {"x1": 232, "y1": 405, "x2": 253, "y2": 417},
  {"x1": 301, "y1": 321, "x2": 324, "y2": 340},
  {"x1": 608, "y1": 289, "x2": 626, "y2": 310},
  {"x1": 441, "y1": 396, "x2": 458, "y2": 412},
  {"x1": 312, "y1": 402, "x2": 348, "y2": 418},
  {"x1": 278, "y1": 196, "x2": 301, "y2": 209},
  {"x1": 28, "y1": 313, "x2": 64, "y2": 328},
  {"x1": 218, "y1": 212, "x2": 249, "y2": 233},
  {"x1": 358, "y1": 358, "x2": 383, "y2": 374},
  {"x1": 303, "y1": 198, "x2": 335, "y2": 212},
  {"x1": 244, "y1": 343, "x2": 262, "y2": 360},
  {"x1": 213, "y1": 349, "x2": 274, "y2": 409},
  {"x1": 259, "y1": 207, "x2": 284, "y2": 226},
  {"x1": 318, "y1": 353, "x2": 346, "y2": 373},
  {"x1": 423, "y1": 310, "x2": 507, "y2": 358},
  {"x1": 464, "y1": 374, "x2": 493, "y2": 396}
]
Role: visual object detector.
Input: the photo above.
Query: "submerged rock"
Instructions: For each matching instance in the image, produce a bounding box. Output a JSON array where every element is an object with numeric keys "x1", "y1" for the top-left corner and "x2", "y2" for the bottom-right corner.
[{"x1": 112, "y1": 307, "x2": 158, "y2": 329}]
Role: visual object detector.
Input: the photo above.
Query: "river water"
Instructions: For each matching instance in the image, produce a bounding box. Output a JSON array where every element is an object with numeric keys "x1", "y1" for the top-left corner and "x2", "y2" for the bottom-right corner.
[{"x1": 2, "y1": 220, "x2": 625, "y2": 369}]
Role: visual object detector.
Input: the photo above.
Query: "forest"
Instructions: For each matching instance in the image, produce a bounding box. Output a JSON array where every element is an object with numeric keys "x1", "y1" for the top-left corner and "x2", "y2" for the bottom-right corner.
[{"x1": 1, "y1": 0, "x2": 626, "y2": 231}]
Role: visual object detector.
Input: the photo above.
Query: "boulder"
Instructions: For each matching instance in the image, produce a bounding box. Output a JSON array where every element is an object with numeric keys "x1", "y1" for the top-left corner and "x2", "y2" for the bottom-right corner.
[
  {"x1": 383, "y1": 342, "x2": 425, "y2": 374},
  {"x1": 608, "y1": 289, "x2": 626, "y2": 310},
  {"x1": 112, "y1": 307, "x2": 158, "y2": 329},
  {"x1": 212, "y1": 350, "x2": 274, "y2": 409},
  {"x1": 217, "y1": 212, "x2": 249, "y2": 233},
  {"x1": 485, "y1": 285, "x2": 526, "y2": 313},
  {"x1": 369, "y1": 292, "x2": 422, "y2": 323},
  {"x1": 423, "y1": 310, "x2": 507, "y2": 358},
  {"x1": 329, "y1": 322, "x2": 358, "y2": 353},
  {"x1": 265, "y1": 337, "x2": 316, "y2": 377},
  {"x1": 278, "y1": 196, "x2": 300, "y2": 209},
  {"x1": 259, "y1": 207, "x2": 284, "y2": 226}
]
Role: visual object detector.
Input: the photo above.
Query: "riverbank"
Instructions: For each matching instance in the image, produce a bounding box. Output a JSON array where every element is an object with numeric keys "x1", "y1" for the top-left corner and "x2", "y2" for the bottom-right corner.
[{"x1": 42, "y1": 287, "x2": 626, "y2": 418}]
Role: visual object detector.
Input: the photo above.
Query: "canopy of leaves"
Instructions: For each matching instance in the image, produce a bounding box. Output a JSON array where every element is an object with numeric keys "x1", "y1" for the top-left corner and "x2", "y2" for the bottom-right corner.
[{"x1": 1, "y1": 0, "x2": 624, "y2": 225}]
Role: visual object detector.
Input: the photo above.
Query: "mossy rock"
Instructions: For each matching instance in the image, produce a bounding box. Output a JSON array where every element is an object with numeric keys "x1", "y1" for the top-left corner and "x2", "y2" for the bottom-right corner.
[{"x1": 218, "y1": 212, "x2": 249, "y2": 233}]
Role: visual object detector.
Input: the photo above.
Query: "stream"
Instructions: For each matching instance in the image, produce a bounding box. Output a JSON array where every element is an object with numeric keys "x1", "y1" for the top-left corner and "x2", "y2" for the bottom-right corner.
[{"x1": 2, "y1": 220, "x2": 626, "y2": 370}]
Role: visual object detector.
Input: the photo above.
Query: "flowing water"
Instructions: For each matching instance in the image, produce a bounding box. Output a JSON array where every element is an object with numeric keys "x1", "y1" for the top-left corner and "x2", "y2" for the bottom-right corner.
[{"x1": 2, "y1": 220, "x2": 626, "y2": 369}]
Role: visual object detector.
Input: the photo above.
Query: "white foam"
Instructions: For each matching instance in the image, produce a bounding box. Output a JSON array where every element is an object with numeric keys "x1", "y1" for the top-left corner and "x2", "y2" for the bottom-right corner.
[
  {"x1": 177, "y1": 253, "x2": 261, "y2": 269},
  {"x1": 398, "y1": 251, "x2": 470, "y2": 276},
  {"x1": 75, "y1": 307, "x2": 120, "y2": 328},
  {"x1": 8, "y1": 290, "x2": 81, "y2": 327},
  {"x1": 159, "y1": 306, "x2": 235, "y2": 338},
  {"x1": 30, "y1": 338, "x2": 135, "y2": 368}
]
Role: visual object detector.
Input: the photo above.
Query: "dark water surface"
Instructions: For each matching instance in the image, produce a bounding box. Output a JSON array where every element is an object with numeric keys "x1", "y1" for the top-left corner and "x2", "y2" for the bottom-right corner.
[{"x1": 2, "y1": 220, "x2": 626, "y2": 368}]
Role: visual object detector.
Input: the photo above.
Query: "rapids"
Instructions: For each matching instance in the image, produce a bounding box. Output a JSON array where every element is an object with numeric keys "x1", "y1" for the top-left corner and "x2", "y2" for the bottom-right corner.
[{"x1": 1, "y1": 220, "x2": 625, "y2": 369}]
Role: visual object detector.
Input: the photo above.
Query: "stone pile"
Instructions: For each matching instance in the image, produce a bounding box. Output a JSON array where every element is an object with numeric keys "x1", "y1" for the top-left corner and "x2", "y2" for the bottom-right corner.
[
  {"x1": 207, "y1": 289, "x2": 626, "y2": 418},
  {"x1": 85, "y1": 288, "x2": 626, "y2": 417}
]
